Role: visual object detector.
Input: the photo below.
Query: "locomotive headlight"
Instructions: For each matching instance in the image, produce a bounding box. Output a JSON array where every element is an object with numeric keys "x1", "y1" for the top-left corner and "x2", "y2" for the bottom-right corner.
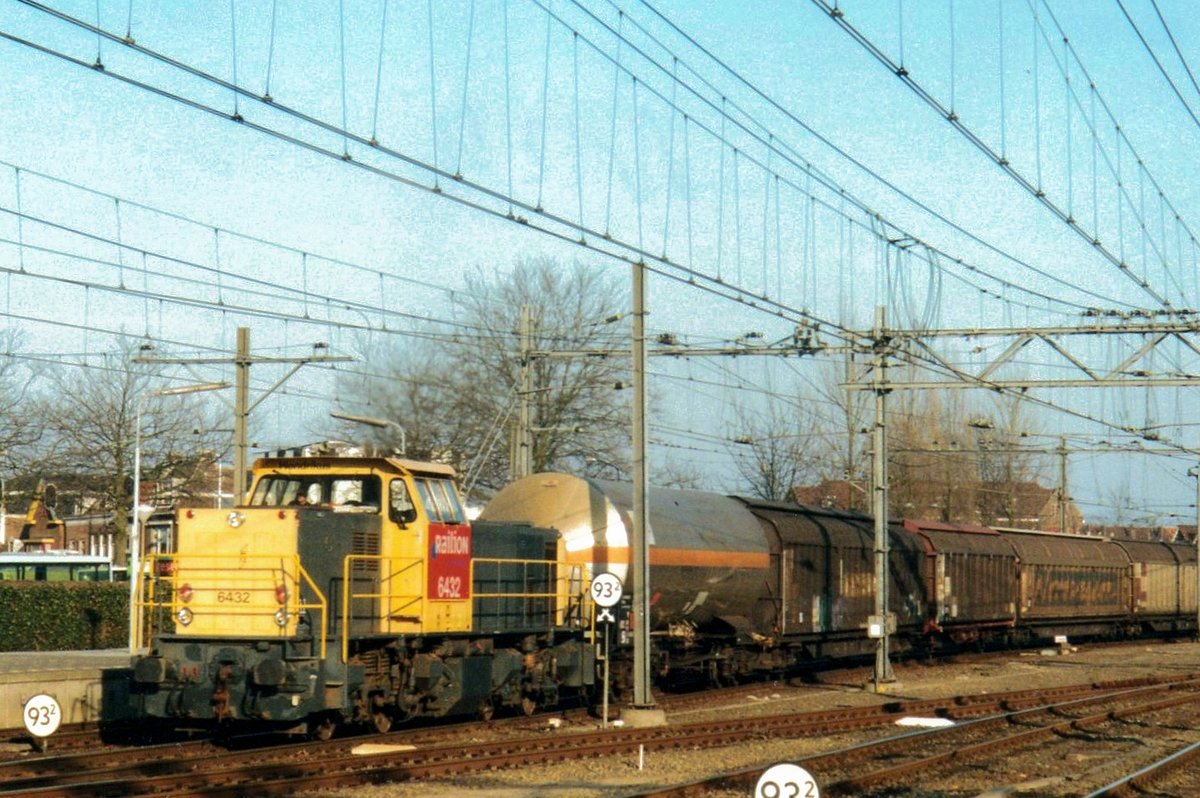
[
  {"x1": 274, "y1": 609, "x2": 288, "y2": 628},
  {"x1": 176, "y1": 607, "x2": 194, "y2": 626}
]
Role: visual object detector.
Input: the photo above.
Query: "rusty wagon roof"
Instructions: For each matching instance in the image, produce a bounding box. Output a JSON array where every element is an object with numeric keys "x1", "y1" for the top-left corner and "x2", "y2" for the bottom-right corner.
[
  {"x1": 733, "y1": 498, "x2": 925, "y2": 553},
  {"x1": 996, "y1": 528, "x2": 1129, "y2": 566},
  {"x1": 901, "y1": 518, "x2": 1018, "y2": 557}
]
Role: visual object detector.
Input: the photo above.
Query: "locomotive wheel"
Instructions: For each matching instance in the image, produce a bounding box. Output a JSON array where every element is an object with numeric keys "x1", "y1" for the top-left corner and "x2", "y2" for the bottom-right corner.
[
  {"x1": 371, "y1": 710, "x2": 393, "y2": 734},
  {"x1": 310, "y1": 713, "x2": 338, "y2": 741}
]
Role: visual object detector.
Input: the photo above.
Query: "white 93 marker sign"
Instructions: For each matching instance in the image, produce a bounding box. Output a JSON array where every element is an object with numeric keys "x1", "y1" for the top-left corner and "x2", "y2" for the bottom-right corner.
[
  {"x1": 23, "y1": 694, "x2": 62, "y2": 738},
  {"x1": 755, "y1": 763, "x2": 819, "y2": 798},
  {"x1": 589, "y1": 572, "x2": 623, "y2": 608}
]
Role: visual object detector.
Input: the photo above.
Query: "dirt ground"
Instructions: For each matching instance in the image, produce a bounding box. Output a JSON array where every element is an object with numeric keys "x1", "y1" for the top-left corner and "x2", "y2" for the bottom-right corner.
[{"x1": 302, "y1": 640, "x2": 1200, "y2": 798}]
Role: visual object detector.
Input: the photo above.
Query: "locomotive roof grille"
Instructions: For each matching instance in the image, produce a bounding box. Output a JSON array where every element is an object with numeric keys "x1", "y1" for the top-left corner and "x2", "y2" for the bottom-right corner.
[{"x1": 253, "y1": 455, "x2": 456, "y2": 478}]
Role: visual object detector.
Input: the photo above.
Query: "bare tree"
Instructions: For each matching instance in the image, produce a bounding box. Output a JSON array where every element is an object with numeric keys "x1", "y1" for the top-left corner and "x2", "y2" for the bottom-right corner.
[
  {"x1": 888, "y1": 391, "x2": 982, "y2": 521},
  {"x1": 879, "y1": 390, "x2": 1046, "y2": 524},
  {"x1": 338, "y1": 256, "x2": 629, "y2": 497},
  {"x1": 728, "y1": 402, "x2": 822, "y2": 501},
  {"x1": 0, "y1": 329, "x2": 43, "y2": 469},
  {"x1": 973, "y1": 396, "x2": 1045, "y2": 526},
  {"x1": 809, "y1": 355, "x2": 871, "y2": 512},
  {"x1": 651, "y1": 459, "x2": 708, "y2": 491}
]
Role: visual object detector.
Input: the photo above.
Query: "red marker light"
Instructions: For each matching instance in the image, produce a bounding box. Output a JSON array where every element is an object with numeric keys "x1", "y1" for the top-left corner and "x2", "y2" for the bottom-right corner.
[
  {"x1": 178, "y1": 584, "x2": 194, "y2": 604},
  {"x1": 275, "y1": 584, "x2": 288, "y2": 605}
]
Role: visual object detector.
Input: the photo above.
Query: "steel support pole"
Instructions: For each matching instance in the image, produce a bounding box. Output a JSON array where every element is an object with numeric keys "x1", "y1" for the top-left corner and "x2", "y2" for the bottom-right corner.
[
  {"x1": 233, "y1": 327, "x2": 250, "y2": 505},
  {"x1": 632, "y1": 260, "x2": 654, "y2": 708},
  {"x1": 128, "y1": 397, "x2": 144, "y2": 652},
  {"x1": 515, "y1": 305, "x2": 533, "y2": 480},
  {"x1": 871, "y1": 306, "x2": 895, "y2": 690},
  {"x1": 1057, "y1": 436, "x2": 1068, "y2": 532}
]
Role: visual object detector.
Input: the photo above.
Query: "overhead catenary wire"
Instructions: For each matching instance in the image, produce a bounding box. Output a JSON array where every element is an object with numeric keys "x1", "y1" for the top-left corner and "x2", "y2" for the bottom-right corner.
[
  {"x1": 1148, "y1": 0, "x2": 1200, "y2": 106},
  {"x1": 1114, "y1": 0, "x2": 1200, "y2": 137},
  {"x1": 11, "y1": 0, "x2": 1133, "y2": 329},
  {"x1": 628, "y1": 0, "x2": 1139, "y2": 312},
  {"x1": 0, "y1": 26, "x2": 873, "y2": 361},
  {"x1": 808, "y1": 0, "x2": 1188, "y2": 312}
]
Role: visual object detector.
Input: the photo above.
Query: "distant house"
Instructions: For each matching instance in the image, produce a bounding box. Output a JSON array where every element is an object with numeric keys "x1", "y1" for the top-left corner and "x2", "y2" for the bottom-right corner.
[
  {"x1": 791, "y1": 480, "x2": 868, "y2": 514},
  {"x1": 978, "y1": 480, "x2": 1084, "y2": 532}
]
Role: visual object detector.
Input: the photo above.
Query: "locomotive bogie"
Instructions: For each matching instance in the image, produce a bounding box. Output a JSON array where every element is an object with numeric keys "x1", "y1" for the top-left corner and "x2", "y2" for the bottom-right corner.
[{"x1": 131, "y1": 637, "x2": 330, "y2": 723}]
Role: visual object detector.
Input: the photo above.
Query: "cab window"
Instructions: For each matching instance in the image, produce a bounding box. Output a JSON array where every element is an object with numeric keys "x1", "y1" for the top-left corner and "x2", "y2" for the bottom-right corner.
[
  {"x1": 389, "y1": 479, "x2": 417, "y2": 525},
  {"x1": 414, "y1": 479, "x2": 441, "y2": 522},
  {"x1": 250, "y1": 475, "x2": 380, "y2": 510},
  {"x1": 437, "y1": 481, "x2": 466, "y2": 523},
  {"x1": 415, "y1": 478, "x2": 465, "y2": 524}
]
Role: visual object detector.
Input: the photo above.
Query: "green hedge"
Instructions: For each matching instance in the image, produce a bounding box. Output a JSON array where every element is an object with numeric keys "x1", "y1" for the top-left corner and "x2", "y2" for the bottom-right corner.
[{"x1": 0, "y1": 583, "x2": 128, "y2": 651}]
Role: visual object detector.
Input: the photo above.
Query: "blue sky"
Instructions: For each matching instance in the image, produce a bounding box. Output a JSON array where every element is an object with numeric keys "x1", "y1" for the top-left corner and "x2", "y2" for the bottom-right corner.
[{"x1": 2, "y1": 1, "x2": 1199, "y2": 521}]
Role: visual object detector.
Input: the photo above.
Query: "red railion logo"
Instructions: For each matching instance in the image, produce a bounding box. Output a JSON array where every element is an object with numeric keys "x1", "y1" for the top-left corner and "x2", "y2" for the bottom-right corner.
[{"x1": 428, "y1": 525, "x2": 471, "y2": 600}]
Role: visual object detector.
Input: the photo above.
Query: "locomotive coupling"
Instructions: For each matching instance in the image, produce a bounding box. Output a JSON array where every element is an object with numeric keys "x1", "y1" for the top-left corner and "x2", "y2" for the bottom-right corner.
[{"x1": 132, "y1": 655, "x2": 171, "y2": 684}]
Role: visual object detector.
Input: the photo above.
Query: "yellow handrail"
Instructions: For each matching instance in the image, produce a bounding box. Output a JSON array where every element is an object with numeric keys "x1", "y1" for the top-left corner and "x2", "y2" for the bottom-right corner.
[
  {"x1": 341, "y1": 555, "x2": 424, "y2": 663},
  {"x1": 470, "y1": 557, "x2": 593, "y2": 630},
  {"x1": 137, "y1": 553, "x2": 328, "y2": 659}
]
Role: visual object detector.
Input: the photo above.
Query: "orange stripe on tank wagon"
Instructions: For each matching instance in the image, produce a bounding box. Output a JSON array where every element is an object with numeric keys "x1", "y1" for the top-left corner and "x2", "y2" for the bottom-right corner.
[{"x1": 564, "y1": 546, "x2": 768, "y2": 569}]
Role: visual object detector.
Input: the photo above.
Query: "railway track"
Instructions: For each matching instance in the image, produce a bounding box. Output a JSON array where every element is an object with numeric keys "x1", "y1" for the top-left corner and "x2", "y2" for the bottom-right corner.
[
  {"x1": 634, "y1": 678, "x2": 1200, "y2": 797},
  {"x1": 2, "y1": 673, "x2": 1196, "y2": 798},
  {"x1": 0, "y1": 725, "x2": 197, "y2": 758},
  {"x1": 1084, "y1": 738, "x2": 1200, "y2": 797}
]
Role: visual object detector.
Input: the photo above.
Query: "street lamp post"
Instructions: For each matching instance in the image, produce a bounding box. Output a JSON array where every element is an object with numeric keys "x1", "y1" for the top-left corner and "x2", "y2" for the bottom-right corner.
[
  {"x1": 130, "y1": 381, "x2": 229, "y2": 652},
  {"x1": 330, "y1": 412, "x2": 407, "y2": 456}
]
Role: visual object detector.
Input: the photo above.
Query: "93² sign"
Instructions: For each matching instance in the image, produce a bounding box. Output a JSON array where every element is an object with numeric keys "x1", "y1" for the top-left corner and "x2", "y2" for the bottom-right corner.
[
  {"x1": 755, "y1": 764, "x2": 819, "y2": 798},
  {"x1": 589, "y1": 573, "x2": 623, "y2": 608},
  {"x1": 23, "y1": 694, "x2": 62, "y2": 739}
]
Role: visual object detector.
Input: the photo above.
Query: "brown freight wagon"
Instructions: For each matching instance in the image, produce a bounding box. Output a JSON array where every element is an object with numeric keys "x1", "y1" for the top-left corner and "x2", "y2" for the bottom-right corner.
[
  {"x1": 900, "y1": 519, "x2": 1019, "y2": 642},
  {"x1": 998, "y1": 528, "x2": 1131, "y2": 637},
  {"x1": 742, "y1": 500, "x2": 926, "y2": 659},
  {"x1": 1112, "y1": 539, "x2": 1198, "y2": 633}
]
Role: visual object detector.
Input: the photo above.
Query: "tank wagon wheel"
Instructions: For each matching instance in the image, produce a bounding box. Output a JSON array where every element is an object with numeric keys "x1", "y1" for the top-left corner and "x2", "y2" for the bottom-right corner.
[
  {"x1": 521, "y1": 695, "x2": 537, "y2": 716},
  {"x1": 478, "y1": 698, "x2": 496, "y2": 722}
]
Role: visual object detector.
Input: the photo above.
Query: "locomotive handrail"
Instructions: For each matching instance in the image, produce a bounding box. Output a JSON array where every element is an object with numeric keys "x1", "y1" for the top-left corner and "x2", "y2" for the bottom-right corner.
[
  {"x1": 136, "y1": 553, "x2": 329, "y2": 659},
  {"x1": 470, "y1": 556, "x2": 590, "y2": 631},
  {"x1": 341, "y1": 555, "x2": 424, "y2": 663}
]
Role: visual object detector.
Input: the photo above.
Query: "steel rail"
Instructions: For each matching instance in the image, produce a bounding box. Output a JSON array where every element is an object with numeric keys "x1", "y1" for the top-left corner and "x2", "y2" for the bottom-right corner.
[{"x1": 1082, "y1": 738, "x2": 1200, "y2": 798}]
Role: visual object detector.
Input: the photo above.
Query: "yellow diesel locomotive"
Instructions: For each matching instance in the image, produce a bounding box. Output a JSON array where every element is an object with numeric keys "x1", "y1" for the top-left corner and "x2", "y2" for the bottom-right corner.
[{"x1": 130, "y1": 453, "x2": 597, "y2": 736}]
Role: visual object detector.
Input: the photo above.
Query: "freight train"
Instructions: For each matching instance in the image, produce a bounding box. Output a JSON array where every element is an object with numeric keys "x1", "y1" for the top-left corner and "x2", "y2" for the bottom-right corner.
[{"x1": 128, "y1": 454, "x2": 1198, "y2": 736}]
